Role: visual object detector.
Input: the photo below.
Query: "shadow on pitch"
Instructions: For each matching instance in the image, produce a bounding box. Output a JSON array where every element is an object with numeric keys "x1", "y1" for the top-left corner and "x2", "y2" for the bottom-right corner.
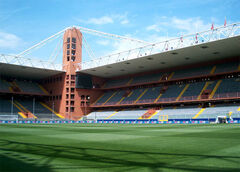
[
  {"x1": 0, "y1": 153, "x2": 52, "y2": 172},
  {"x1": 0, "y1": 139, "x2": 239, "y2": 171}
]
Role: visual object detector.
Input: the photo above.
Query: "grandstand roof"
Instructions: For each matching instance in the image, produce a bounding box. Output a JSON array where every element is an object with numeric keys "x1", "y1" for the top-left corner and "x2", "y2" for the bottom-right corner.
[
  {"x1": 0, "y1": 63, "x2": 64, "y2": 80},
  {"x1": 78, "y1": 35, "x2": 240, "y2": 78}
]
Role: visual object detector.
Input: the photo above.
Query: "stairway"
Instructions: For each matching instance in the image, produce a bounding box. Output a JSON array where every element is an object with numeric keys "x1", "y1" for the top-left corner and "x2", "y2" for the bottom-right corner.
[{"x1": 140, "y1": 109, "x2": 156, "y2": 119}]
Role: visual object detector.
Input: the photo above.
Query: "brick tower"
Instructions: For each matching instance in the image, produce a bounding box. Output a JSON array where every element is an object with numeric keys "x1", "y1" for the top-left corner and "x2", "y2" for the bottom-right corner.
[{"x1": 61, "y1": 27, "x2": 82, "y2": 119}]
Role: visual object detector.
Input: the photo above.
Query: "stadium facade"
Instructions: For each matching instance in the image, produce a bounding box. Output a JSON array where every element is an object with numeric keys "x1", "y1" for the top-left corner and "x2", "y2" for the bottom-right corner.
[{"x1": 0, "y1": 23, "x2": 240, "y2": 122}]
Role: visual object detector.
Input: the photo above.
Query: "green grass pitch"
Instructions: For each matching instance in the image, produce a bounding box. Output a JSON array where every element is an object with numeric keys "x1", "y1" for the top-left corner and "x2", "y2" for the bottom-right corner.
[{"x1": 0, "y1": 124, "x2": 240, "y2": 171}]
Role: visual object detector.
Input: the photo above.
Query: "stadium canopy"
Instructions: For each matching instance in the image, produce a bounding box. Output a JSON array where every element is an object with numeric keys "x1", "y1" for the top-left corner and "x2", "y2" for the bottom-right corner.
[
  {"x1": 77, "y1": 23, "x2": 240, "y2": 78},
  {"x1": 0, "y1": 62, "x2": 64, "y2": 79},
  {"x1": 0, "y1": 54, "x2": 64, "y2": 79}
]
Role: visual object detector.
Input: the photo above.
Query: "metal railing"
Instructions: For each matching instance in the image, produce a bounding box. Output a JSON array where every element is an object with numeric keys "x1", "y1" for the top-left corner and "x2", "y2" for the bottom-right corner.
[
  {"x1": 78, "y1": 23, "x2": 240, "y2": 70},
  {"x1": 0, "y1": 54, "x2": 63, "y2": 71},
  {"x1": 92, "y1": 92, "x2": 240, "y2": 106}
]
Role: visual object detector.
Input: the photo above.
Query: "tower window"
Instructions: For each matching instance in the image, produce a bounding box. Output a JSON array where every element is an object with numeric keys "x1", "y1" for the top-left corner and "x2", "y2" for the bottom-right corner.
[
  {"x1": 72, "y1": 43, "x2": 76, "y2": 49},
  {"x1": 67, "y1": 44, "x2": 70, "y2": 49},
  {"x1": 67, "y1": 56, "x2": 70, "y2": 61},
  {"x1": 71, "y1": 50, "x2": 76, "y2": 55},
  {"x1": 67, "y1": 37, "x2": 70, "y2": 43},
  {"x1": 71, "y1": 75, "x2": 75, "y2": 80},
  {"x1": 67, "y1": 50, "x2": 70, "y2": 55},
  {"x1": 70, "y1": 107, "x2": 74, "y2": 112},
  {"x1": 71, "y1": 56, "x2": 75, "y2": 61},
  {"x1": 72, "y1": 37, "x2": 76, "y2": 43},
  {"x1": 81, "y1": 95, "x2": 85, "y2": 100}
]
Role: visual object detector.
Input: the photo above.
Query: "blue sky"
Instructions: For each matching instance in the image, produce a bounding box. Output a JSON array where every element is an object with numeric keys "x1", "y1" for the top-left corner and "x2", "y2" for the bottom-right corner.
[{"x1": 0, "y1": 0, "x2": 239, "y2": 63}]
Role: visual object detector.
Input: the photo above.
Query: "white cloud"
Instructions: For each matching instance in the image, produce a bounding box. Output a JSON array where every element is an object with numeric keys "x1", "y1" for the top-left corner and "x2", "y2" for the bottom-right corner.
[
  {"x1": 146, "y1": 24, "x2": 160, "y2": 32},
  {"x1": 0, "y1": 31, "x2": 21, "y2": 49},
  {"x1": 76, "y1": 13, "x2": 129, "y2": 25},
  {"x1": 87, "y1": 16, "x2": 113, "y2": 25},
  {"x1": 97, "y1": 40, "x2": 110, "y2": 46},
  {"x1": 121, "y1": 19, "x2": 129, "y2": 25},
  {"x1": 146, "y1": 17, "x2": 212, "y2": 35}
]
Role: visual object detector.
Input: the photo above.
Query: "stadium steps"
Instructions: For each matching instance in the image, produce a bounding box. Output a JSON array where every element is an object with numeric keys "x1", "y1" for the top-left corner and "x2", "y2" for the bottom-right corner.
[
  {"x1": 11, "y1": 101, "x2": 27, "y2": 118},
  {"x1": 197, "y1": 82, "x2": 210, "y2": 100},
  {"x1": 38, "y1": 84, "x2": 49, "y2": 94},
  {"x1": 105, "y1": 111, "x2": 119, "y2": 119},
  {"x1": 154, "y1": 93, "x2": 162, "y2": 103},
  {"x1": 117, "y1": 90, "x2": 133, "y2": 104},
  {"x1": 149, "y1": 109, "x2": 161, "y2": 119},
  {"x1": 0, "y1": 79, "x2": 11, "y2": 92},
  {"x1": 210, "y1": 65, "x2": 216, "y2": 74},
  {"x1": 176, "y1": 84, "x2": 189, "y2": 101},
  {"x1": 14, "y1": 101, "x2": 37, "y2": 119},
  {"x1": 127, "y1": 78, "x2": 133, "y2": 85},
  {"x1": 93, "y1": 94, "x2": 104, "y2": 105},
  {"x1": 18, "y1": 112, "x2": 27, "y2": 118},
  {"x1": 103, "y1": 92, "x2": 117, "y2": 105},
  {"x1": 12, "y1": 101, "x2": 32, "y2": 119},
  {"x1": 139, "y1": 109, "x2": 158, "y2": 119},
  {"x1": 118, "y1": 96, "x2": 126, "y2": 104},
  {"x1": 168, "y1": 72, "x2": 175, "y2": 80},
  {"x1": 40, "y1": 102, "x2": 64, "y2": 119},
  {"x1": 192, "y1": 107, "x2": 206, "y2": 119},
  {"x1": 134, "y1": 88, "x2": 148, "y2": 103},
  {"x1": 209, "y1": 80, "x2": 222, "y2": 99},
  {"x1": 9, "y1": 81, "x2": 21, "y2": 92},
  {"x1": 139, "y1": 109, "x2": 155, "y2": 119}
]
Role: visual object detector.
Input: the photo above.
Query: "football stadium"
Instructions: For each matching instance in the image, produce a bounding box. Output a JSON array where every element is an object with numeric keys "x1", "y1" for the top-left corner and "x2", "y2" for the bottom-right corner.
[{"x1": 0, "y1": 1, "x2": 240, "y2": 171}]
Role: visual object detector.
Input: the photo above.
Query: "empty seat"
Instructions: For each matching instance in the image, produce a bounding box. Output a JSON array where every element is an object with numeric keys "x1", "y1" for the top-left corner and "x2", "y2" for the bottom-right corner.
[
  {"x1": 215, "y1": 61, "x2": 239, "y2": 73},
  {"x1": 172, "y1": 66, "x2": 212, "y2": 79},
  {"x1": 0, "y1": 79, "x2": 10, "y2": 92},
  {"x1": 15, "y1": 80, "x2": 45, "y2": 94}
]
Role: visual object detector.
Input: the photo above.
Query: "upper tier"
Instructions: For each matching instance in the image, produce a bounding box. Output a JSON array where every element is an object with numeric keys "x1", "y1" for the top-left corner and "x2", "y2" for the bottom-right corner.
[
  {"x1": 93, "y1": 77, "x2": 240, "y2": 107},
  {"x1": 0, "y1": 78, "x2": 48, "y2": 95},
  {"x1": 102, "y1": 60, "x2": 240, "y2": 89}
]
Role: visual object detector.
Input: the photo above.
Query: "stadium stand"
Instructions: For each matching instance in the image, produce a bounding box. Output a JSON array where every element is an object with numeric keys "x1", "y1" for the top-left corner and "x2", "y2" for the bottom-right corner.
[
  {"x1": 215, "y1": 61, "x2": 239, "y2": 73},
  {"x1": 0, "y1": 78, "x2": 10, "y2": 92},
  {"x1": 158, "y1": 84, "x2": 185, "y2": 102},
  {"x1": 200, "y1": 104, "x2": 240, "y2": 119},
  {"x1": 0, "y1": 97, "x2": 19, "y2": 116},
  {"x1": 213, "y1": 78, "x2": 240, "y2": 98},
  {"x1": 1, "y1": 26, "x2": 239, "y2": 122},
  {"x1": 15, "y1": 80, "x2": 47, "y2": 94},
  {"x1": 179, "y1": 82, "x2": 206, "y2": 100},
  {"x1": 152, "y1": 106, "x2": 202, "y2": 120},
  {"x1": 171, "y1": 66, "x2": 213, "y2": 79},
  {"x1": 120, "y1": 88, "x2": 147, "y2": 104},
  {"x1": 105, "y1": 90, "x2": 125, "y2": 105},
  {"x1": 130, "y1": 72, "x2": 163, "y2": 85},
  {"x1": 0, "y1": 78, "x2": 48, "y2": 95},
  {"x1": 94, "y1": 91, "x2": 115, "y2": 105},
  {"x1": 87, "y1": 103, "x2": 240, "y2": 121},
  {"x1": 16, "y1": 99, "x2": 56, "y2": 119},
  {"x1": 104, "y1": 78, "x2": 130, "y2": 88},
  {"x1": 109, "y1": 109, "x2": 147, "y2": 119},
  {"x1": 86, "y1": 110, "x2": 116, "y2": 120},
  {"x1": 137, "y1": 86, "x2": 162, "y2": 103}
]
